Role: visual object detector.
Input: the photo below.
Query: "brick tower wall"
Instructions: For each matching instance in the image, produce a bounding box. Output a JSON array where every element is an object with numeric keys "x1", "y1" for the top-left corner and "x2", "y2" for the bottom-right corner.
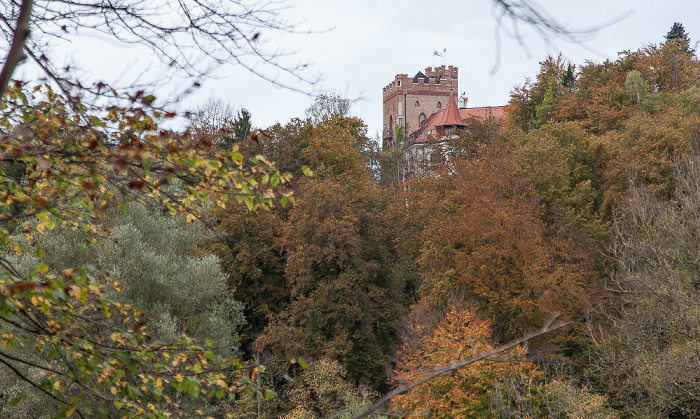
[{"x1": 382, "y1": 65, "x2": 458, "y2": 140}]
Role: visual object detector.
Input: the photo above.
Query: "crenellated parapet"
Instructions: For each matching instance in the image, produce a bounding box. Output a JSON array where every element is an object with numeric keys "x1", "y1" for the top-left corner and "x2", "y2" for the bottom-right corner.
[
  {"x1": 382, "y1": 65, "x2": 459, "y2": 148},
  {"x1": 382, "y1": 66, "x2": 458, "y2": 100}
]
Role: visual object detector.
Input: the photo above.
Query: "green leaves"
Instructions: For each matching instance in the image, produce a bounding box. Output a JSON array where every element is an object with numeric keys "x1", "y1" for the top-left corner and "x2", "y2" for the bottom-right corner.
[{"x1": 0, "y1": 83, "x2": 283, "y2": 417}]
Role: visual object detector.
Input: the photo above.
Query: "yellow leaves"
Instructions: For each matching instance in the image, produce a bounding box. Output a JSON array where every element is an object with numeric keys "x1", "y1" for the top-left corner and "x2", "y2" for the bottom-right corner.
[
  {"x1": 0, "y1": 83, "x2": 280, "y2": 418},
  {"x1": 110, "y1": 332, "x2": 125, "y2": 345},
  {"x1": 68, "y1": 285, "x2": 87, "y2": 302},
  {"x1": 36, "y1": 212, "x2": 56, "y2": 232}
]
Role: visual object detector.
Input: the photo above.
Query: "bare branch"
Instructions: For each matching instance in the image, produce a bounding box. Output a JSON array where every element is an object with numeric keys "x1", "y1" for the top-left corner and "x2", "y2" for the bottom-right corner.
[
  {"x1": 343, "y1": 313, "x2": 573, "y2": 419},
  {"x1": 1, "y1": 0, "x2": 320, "y2": 102},
  {"x1": 0, "y1": 0, "x2": 33, "y2": 103},
  {"x1": 488, "y1": 0, "x2": 632, "y2": 73}
]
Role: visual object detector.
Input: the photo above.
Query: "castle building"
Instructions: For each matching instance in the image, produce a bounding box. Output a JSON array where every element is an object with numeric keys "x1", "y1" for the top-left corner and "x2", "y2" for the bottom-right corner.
[
  {"x1": 382, "y1": 65, "x2": 507, "y2": 175},
  {"x1": 382, "y1": 65, "x2": 458, "y2": 148}
]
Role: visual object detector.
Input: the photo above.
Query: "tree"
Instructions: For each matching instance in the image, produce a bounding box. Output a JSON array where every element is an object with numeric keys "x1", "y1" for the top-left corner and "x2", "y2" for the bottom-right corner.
[
  {"x1": 391, "y1": 304, "x2": 536, "y2": 418},
  {"x1": 665, "y1": 22, "x2": 691, "y2": 49},
  {"x1": 591, "y1": 158, "x2": 700, "y2": 416},
  {"x1": 399, "y1": 141, "x2": 593, "y2": 341},
  {"x1": 186, "y1": 100, "x2": 253, "y2": 150},
  {"x1": 507, "y1": 54, "x2": 570, "y2": 130},
  {"x1": 562, "y1": 62, "x2": 576, "y2": 92},
  {"x1": 624, "y1": 70, "x2": 647, "y2": 102},
  {"x1": 1, "y1": 200, "x2": 247, "y2": 416},
  {"x1": 305, "y1": 92, "x2": 351, "y2": 126},
  {"x1": 255, "y1": 177, "x2": 401, "y2": 390},
  {"x1": 0, "y1": 83, "x2": 290, "y2": 417},
  {"x1": 347, "y1": 313, "x2": 574, "y2": 419},
  {"x1": 489, "y1": 373, "x2": 618, "y2": 418},
  {"x1": 232, "y1": 108, "x2": 253, "y2": 144},
  {"x1": 281, "y1": 359, "x2": 377, "y2": 419}
]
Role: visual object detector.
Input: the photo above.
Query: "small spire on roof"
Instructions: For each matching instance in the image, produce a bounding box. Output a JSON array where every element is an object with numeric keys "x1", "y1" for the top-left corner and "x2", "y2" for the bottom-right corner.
[{"x1": 433, "y1": 91, "x2": 464, "y2": 127}]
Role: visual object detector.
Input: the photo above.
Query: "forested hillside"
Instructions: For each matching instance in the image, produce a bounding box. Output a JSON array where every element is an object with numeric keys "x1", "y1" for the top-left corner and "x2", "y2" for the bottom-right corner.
[{"x1": 1, "y1": 22, "x2": 700, "y2": 418}]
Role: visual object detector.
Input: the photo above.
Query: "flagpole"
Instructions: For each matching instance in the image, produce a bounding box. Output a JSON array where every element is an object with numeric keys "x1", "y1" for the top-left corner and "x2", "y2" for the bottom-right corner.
[{"x1": 443, "y1": 48, "x2": 446, "y2": 66}]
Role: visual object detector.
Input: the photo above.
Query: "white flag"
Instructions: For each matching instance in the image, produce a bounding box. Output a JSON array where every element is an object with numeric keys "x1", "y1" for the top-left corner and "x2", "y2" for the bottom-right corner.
[{"x1": 434, "y1": 50, "x2": 443, "y2": 57}]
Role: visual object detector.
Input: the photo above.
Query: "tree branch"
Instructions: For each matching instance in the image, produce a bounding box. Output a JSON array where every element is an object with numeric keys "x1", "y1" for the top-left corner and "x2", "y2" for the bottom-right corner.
[
  {"x1": 342, "y1": 313, "x2": 573, "y2": 419},
  {"x1": 0, "y1": 0, "x2": 33, "y2": 103}
]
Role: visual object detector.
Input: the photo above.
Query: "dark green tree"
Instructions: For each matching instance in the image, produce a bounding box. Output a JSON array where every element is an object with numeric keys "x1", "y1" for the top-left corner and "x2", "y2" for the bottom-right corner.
[
  {"x1": 665, "y1": 22, "x2": 691, "y2": 52},
  {"x1": 665, "y1": 22, "x2": 689, "y2": 42},
  {"x1": 233, "y1": 108, "x2": 253, "y2": 142},
  {"x1": 221, "y1": 108, "x2": 253, "y2": 150},
  {"x1": 562, "y1": 62, "x2": 576, "y2": 92}
]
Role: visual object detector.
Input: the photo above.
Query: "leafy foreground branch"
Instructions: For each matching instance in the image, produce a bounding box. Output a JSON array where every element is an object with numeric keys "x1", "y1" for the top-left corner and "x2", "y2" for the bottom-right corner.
[
  {"x1": 341, "y1": 313, "x2": 573, "y2": 419},
  {"x1": 0, "y1": 266, "x2": 249, "y2": 418},
  {"x1": 0, "y1": 83, "x2": 297, "y2": 417}
]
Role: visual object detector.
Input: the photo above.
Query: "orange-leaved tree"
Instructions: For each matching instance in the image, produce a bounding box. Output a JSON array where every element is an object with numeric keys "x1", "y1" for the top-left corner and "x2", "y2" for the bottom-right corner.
[
  {"x1": 400, "y1": 140, "x2": 593, "y2": 341},
  {"x1": 391, "y1": 305, "x2": 538, "y2": 418}
]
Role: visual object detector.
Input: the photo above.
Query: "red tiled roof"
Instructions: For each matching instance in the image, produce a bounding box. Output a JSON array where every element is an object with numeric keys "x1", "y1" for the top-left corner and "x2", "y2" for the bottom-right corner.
[
  {"x1": 412, "y1": 103, "x2": 507, "y2": 144},
  {"x1": 431, "y1": 92, "x2": 463, "y2": 127},
  {"x1": 459, "y1": 106, "x2": 506, "y2": 120}
]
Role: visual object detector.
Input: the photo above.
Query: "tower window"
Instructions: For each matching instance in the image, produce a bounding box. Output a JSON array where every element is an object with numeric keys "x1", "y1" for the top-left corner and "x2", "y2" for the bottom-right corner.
[
  {"x1": 437, "y1": 102, "x2": 442, "y2": 109},
  {"x1": 419, "y1": 113, "x2": 426, "y2": 127},
  {"x1": 415, "y1": 101, "x2": 420, "y2": 107},
  {"x1": 398, "y1": 81, "x2": 402, "y2": 86}
]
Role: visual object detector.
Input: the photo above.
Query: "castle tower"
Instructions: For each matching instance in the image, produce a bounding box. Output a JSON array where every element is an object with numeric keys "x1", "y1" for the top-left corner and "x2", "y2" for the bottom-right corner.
[{"x1": 382, "y1": 65, "x2": 458, "y2": 148}]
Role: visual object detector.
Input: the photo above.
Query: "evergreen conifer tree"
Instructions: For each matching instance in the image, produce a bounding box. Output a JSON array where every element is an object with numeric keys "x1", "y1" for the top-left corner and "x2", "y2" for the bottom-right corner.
[
  {"x1": 562, "y1": 63, "x2": 576, "y2": 92},
  {"x1": 665, "y1": 22, "x2": 691, "y2": 52}
]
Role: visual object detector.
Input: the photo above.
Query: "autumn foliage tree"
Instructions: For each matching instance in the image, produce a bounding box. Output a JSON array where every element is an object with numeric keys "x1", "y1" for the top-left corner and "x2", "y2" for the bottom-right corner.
[
  {"x1": 251, "y1": 116, "x2": 400, "y2": 389},
  {"x1": 399, "y1": 139, "x2": 593, "y2": 341},
  {"x1": 0, "y1": 83, "x2": 291, "y2": 417},
  {"x1": 391, "y1": 304, "x2": 537, "y2": 418},
  {"x1": 591, "y1": 157, "x2": 700, "y2": 417}
]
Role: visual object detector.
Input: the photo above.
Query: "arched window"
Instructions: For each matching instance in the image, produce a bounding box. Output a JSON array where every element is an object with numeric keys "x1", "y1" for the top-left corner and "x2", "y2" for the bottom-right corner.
[
  {"x1": 415, "y1": 101, "x2": 420, "y2": 107},
  {"x1": 398, "y1": 80, "x2": 402, "y2": 86},
  {"x1": 437, "y1": 102, "x2": 442, "y2": 109},
  {"x1": 419, "y1": 113, "x2": 426, "y2": 127}
]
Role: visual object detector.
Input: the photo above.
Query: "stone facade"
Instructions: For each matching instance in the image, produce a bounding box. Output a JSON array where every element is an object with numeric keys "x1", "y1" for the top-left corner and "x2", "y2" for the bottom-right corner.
[{"x1": 382, "y1": 65, "x2": 458, "y2": 147}]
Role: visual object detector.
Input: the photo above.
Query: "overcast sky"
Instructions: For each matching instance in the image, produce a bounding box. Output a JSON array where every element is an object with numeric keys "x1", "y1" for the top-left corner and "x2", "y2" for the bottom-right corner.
[{"x1": 14, "y1": 0, "x2": 700, "y2": 139}]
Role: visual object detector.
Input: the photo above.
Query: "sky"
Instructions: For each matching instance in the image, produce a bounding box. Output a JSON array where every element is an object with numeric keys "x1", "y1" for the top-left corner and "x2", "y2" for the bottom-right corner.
[{"x1": 12, "y1": 0, "x2": 700, "y2": 139}]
